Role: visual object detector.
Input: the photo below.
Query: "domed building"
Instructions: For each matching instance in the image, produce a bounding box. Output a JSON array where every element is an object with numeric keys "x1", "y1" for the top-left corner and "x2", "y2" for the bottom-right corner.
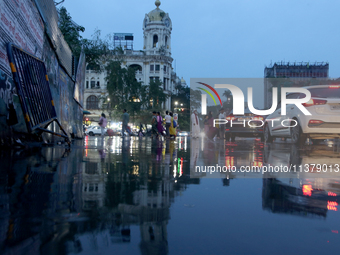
[{"x1": 84, "y1": 0, "x2": 179, "y2": 119}]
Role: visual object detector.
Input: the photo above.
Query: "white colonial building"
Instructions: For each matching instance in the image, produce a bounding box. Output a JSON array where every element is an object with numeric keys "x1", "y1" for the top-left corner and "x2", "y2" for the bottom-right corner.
[{"x1": 84, "y1": 0, "x2": 180, "y2": 119}]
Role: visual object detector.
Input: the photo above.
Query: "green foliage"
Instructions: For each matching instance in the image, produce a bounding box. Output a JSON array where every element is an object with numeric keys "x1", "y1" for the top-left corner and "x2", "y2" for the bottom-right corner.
[
  {"x1": 58, "y1": 7, "x2": 112, "y2": 69},
  {"x1": 189, "y1": 88, "x2": 201, "y2": 111},
  {"x1": 169, "y1": 83, "x2": 193, "y2": 131},
  {"x1": 105, "y1": 60, "x2": 146, "y2": 122},
  {"x1": 145, "y1": 79, "x2": 168, "y2": 109},
  {"x1": 222, "y1": 90, "x2": 233, "y2": 111},
  {"x1": 81, "y1": 29, "x2": 113, "y2": 69},
  {"x1": 58, "y1": 7, "x2": 85, "y2": 57}
]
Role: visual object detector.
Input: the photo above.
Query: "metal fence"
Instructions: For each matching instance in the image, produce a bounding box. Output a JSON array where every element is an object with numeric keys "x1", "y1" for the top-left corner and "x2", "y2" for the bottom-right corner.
[{"x1": 7, "y1": 43, "x2": 70, "y2": 145}]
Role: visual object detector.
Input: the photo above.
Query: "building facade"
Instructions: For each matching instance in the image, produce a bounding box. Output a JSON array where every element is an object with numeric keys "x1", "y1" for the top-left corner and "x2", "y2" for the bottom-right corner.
[
  {"x1": 84, "y1": 0, "x2": 179, "y2": 119},
  {"x1": 264, "y1": 62, "x2": 329, "y2": 109}
]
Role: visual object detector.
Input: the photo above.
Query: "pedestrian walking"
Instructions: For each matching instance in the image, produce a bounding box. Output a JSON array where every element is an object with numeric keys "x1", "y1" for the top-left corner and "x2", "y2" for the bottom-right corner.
[
  {"x1": 121, "y1": 109, "x2": 132, "y2": 137},
  {"x1": 98, "y1": 113, "x2": 107, "y2": 137},
  {"x1": 164, "y1": 110, "x2": 171, "y2": 138},
  {"x1": 157, "y1": 112, "x2": 165, "y2": 136},
  {"x1": 169, "y1": 112, "x2": 176, "y2": 139},
  {"x1": 191, "y1": 109, "x2": 200, "y2": 138},
  {"x1": 138, "y1": 122, "x2": 145, "y2": 137},
  {"x1": 151, "y1": 111, "x2": 158, "y2": 138}
]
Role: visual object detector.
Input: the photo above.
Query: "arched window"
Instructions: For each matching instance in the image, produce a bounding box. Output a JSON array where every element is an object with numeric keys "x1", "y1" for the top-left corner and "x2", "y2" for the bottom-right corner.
[
  {"x1": 153, "y1": 35, "x2": 158, "y2": 48},
  {"x1": 129, "y1": 64, "x2": 142, "y2": 72},
  {"x1": 87, "y1": 95, "x2": 99, "y2": 109},
  {"x1": 165, "y1": 36, "x2": 168, "y2": 46}
]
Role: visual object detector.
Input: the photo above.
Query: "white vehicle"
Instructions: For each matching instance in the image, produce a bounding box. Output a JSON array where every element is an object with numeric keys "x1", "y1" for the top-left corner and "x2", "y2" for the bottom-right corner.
[
  {"x1": 178, "y1": 131, "x2": 189, "y2": 136},
  {"x1": 85, "y1": 126, "x2": 107, "y2": 136},
  {"x1": 264, "y1": 85, "x2": 340, "y2": 145}
]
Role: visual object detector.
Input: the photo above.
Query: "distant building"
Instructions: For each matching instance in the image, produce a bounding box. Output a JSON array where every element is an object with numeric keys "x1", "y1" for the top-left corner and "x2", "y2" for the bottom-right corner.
[
  {"x1": 85, "y1": 0, "x2": 181, "y2": 118},
  {"x1": 264, "y1": 62, "x2": 329, "y2": 108}
]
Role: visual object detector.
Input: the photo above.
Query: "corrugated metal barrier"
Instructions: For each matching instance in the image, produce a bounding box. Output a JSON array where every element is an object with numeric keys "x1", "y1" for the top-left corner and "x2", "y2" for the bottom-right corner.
[{"x1": 7, "y1": 43, "x2": 70, "y2": 146}]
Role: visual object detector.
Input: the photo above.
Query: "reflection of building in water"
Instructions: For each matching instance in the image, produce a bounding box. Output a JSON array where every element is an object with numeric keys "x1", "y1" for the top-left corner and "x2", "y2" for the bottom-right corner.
[
  {"x1": 0, "y1": 136, "x2": 194, "y2": 255},
  {"x1": 262, "y1": 178, "x2": 340, "y2": 218},
  {"x1": 118, "y1": 140, "x2": 176, "y2": 255},
  {"x1": 191, "y1": 138, "x2": 265, "y2": 180},
  {"x1": 64, "y1": 138, "x2": 196, "y2": 255},
  {"x1": 82, "y1": 159, "x2": 107, "y2": 210},
  {"x1": 82, "y1": 137, "x2": 109, "y2": 210}
]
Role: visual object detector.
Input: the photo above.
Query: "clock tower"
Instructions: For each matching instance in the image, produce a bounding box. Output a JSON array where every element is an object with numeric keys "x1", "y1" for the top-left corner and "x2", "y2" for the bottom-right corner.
[{"x1": 143, "y1": 0, "x2": 172, "y2": 56}]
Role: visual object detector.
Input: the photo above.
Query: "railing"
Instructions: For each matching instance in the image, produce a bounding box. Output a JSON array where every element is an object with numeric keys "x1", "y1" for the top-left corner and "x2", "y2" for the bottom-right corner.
[
  {"x1": 125, "y1": 50, "x2": 144, "y2": 56},
  {"x1": 86, "y1": 70, "x2": 101, "y2": 74},
  {"x1": 6, "y1": 43, "x2": 70, "y2": 145}
]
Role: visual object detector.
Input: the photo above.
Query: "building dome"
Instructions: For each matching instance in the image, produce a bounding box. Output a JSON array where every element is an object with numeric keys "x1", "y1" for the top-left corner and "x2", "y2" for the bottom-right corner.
[{"x1": 148, "y1": 0, "x2": 166, "y2": 21}]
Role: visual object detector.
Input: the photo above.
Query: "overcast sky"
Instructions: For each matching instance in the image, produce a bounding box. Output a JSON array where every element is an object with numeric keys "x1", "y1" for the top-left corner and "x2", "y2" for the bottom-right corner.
[{"x1": 62, "y1": 0, "x2": 340, "y2": 88}]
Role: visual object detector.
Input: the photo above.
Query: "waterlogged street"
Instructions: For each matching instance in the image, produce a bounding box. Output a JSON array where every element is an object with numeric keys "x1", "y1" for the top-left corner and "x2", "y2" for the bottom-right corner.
[{"x1": 1, "y1": 136, "x2": 340, "y2": 255}]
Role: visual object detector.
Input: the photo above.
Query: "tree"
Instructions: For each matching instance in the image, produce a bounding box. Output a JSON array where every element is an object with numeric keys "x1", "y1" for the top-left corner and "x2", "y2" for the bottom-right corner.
[
  {"x1": 145, "y1": 79, "x2": 168, "y2": 109},
  {"x1": 222, "y1": 90, "x2": 233, "y2": 112},
  {"x1": 58, "y1": 8, "x2": 112, "y2": 69},
  {"x1": 58, "y1": 7, "x2": 85, "y2": 57},
  {"x1": 105, "y1": 60, "x2": 145, "y2": 122},
  {"x1": 189, "y1": 88, "x2": 201, "y2": 111}
]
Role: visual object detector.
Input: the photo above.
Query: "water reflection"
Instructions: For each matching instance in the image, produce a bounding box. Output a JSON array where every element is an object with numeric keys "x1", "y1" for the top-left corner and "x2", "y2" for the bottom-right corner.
[
  {"x1": 0, "y1": 137, "x2": 196, "y2": 255},
  {"x1": 1, "y1": 137, "x2": 340, "y2": 254}
]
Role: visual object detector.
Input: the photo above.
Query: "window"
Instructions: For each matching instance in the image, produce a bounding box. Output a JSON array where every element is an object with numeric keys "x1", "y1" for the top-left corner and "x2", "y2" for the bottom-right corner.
[
  {"x1": 90, "y1": 78, "x2": 95, "y2": 88},
  {"x1": 155, "y1": 77, "x2": 159, "y2": 82},
  {"x1": 153, "y1": 34, "x2": 158, "y2": 48},
  {"x1": 150, "y1": 65, "x2": 154, "y2": 71},
  {"x1": 87, "y1": 95, "x2": 99, "y2": 109},
  {"x1": 86, "y1": 81, "x2": 89, "y2": 89},
  {"x1": 96, "y1": 81, "x2": 100, "y2": 88},
  {"x1": 85, "y1": 162, "x2": 97, "y2": 174},
  {"x1": 165, "y1": 36, "x2": 168, "y2": 46},
  {"x1": 155, "y1": 65, "x2": 160, "y2": 72},
  {"x1": 164, "y1": 65, "x2": 166, "y2": 72}
]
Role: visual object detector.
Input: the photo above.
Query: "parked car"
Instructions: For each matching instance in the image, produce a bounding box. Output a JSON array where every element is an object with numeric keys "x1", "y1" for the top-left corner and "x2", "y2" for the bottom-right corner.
[
  {"x1": 178, "y1": 131, "x2": 190, "y2": 136},
  {"x1": 85, "y1": 126, "x2": 107, "y2": 136},
  {"x1": 224, "y1": 108, "x2": 264, "y2": 142},
  {"x1": 264, "y1": 85, "x2": 340, "y2": 145}
]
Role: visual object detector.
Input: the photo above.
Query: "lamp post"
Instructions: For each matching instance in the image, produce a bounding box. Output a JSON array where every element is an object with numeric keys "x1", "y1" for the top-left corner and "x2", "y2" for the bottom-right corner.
[{"x1": 107, "y1": 97, "x2": 111, "y2": 115}]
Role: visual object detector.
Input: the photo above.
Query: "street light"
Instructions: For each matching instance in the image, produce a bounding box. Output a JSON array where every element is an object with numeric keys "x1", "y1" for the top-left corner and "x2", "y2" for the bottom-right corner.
[
  {"x1": 175, "y1": 101, "x2": 178, "y2": 105},
  {"x1": 107, "y1": 98, "x2": 110, "y2": 101},
  {"x1": 181, "y1": 103, "x2": 183, "y2": 106}
]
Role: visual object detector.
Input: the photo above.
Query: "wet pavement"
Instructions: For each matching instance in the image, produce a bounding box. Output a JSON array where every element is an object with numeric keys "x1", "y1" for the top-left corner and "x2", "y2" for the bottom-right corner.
[{"x1": 1, "y1": 136, "x2": 340, "y2": 255}]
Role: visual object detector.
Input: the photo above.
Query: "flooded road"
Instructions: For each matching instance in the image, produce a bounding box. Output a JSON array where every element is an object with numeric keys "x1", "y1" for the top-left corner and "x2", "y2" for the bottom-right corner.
[{"x1": 1, "y1": 136, "x2": 340, "y2": 255}]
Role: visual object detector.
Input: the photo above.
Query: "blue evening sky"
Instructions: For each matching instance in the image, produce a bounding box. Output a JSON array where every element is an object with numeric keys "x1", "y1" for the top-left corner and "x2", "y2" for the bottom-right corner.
[{"x1": 61, "y1": 0, "x2": 340, "y2": 86}]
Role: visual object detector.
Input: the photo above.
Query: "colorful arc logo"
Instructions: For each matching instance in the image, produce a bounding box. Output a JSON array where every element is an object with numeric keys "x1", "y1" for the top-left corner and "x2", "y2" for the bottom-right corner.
[{"x1": 197, "y1": 82, "x2": 223, "y2": 107}]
